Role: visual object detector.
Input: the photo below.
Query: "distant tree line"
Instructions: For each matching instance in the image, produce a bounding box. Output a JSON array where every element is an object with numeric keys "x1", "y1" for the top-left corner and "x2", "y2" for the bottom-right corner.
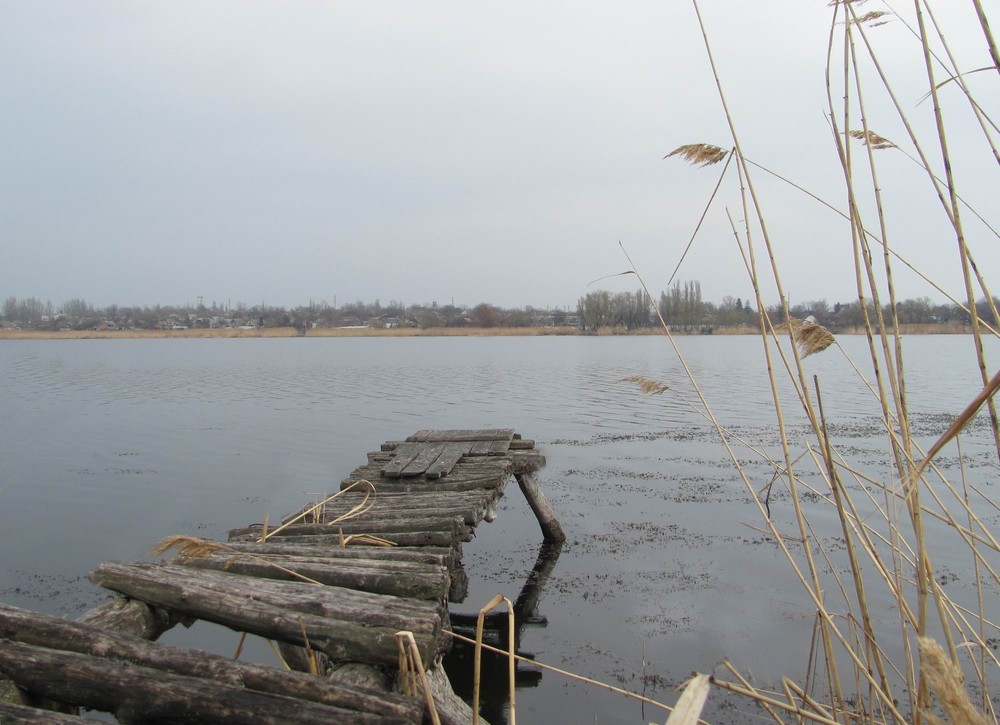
[
  {"x1": 2, "y1": 285, "x2": 995, "y2": 333},
  {"x1": 0, "y1": 296, "x2": 569, "y2": 331},
  {"x1": 575, "y1": 280, "x2": 998, "y2": 332}
]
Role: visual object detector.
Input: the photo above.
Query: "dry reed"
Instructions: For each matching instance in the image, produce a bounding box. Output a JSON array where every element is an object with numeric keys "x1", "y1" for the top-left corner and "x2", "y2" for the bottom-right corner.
[
  {"x1": 777, "y1": 318, "x2": 836, "y2": 358},
  {"x1": 918, "y1": 637, "x2": 990, "y2": 725},
  {"x1": 620, "y1": 375, "x2": 669, "y2": 395},
  {"x1": 664, "y1": 143, "x2": 729, "y2": 167},
  {"x1": 396, "y1": 630, "x2": 441, "y2": 725},
  {"x1": 617, "y1": 1, "x2": 1000, "y2": 722}
]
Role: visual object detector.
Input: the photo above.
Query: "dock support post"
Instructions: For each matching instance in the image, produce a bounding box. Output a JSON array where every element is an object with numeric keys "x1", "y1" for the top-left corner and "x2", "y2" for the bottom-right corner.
[{"x1": 514, "y1": 473, "x2": 566, "y2": 543}]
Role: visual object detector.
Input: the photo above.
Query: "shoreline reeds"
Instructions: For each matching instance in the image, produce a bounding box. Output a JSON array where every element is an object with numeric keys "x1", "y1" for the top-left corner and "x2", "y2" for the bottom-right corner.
[{"x1": 619, "y1": 2, "x2": 1000, "y2": 722}]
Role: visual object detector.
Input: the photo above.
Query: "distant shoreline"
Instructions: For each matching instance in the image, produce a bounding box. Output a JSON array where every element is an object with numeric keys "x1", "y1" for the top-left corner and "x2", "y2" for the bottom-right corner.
[{"x1": 0, "y1": 323, "x2": 975, "y2": 340}]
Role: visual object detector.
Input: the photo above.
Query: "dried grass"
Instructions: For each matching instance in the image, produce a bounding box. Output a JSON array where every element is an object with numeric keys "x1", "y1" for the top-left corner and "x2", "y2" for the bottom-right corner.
[
  {"x1": 623, "y1": 3, "x2": 1000, "y2": 723},
  {"x1": 848, "y1": 128, "x2": 897, "y2": 149},
  {"x1": 664, "y1": 143, "x2": 729, "y2": 167},
  {"x1": 619, "y1": 375, "x2": 669, "y2": 395},
  {"x1": 777, "y1": 318, "x2": 836, "y2": 357},
  {"x1": 664, "y1": 674, "x2": 711, "y2": 725},
  {"x1": 149, "y1": 535, "x2": 228, "y2": 560},
  {"x1": 918, "y1": 637, "x2": 990, "y2": 725}
]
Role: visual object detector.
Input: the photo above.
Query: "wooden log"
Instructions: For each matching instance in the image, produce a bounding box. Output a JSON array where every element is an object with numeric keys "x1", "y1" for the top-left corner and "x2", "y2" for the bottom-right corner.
[
  {"x1": 0, "y1": 603, "x2": 421, "y2": 721},
  {"x1": 341, "y1": 476, "x2": 508, "y2": 494},
  {"x1": 78, "y1": 597, "x2": 179, "y2": 641},
  {"x1": 0, "y1": 702, "x2": 101, "y2": 723},
  {"x1": 511, "y1": 450, "x2": 546, "y2": 474},
  {"x1": 508, "y1": 438, "x2": 535, "y2": 450},
  {"x1": 284, "y1": 490, "x2": 498, "y2": 525},
  {"x1": 228, "y1": 515, "x2": 470, "y2": 542},
  {"x1": 0, "y1": 676, "x2": 29, "y2": 706},
  {"x1": 229, "y1": 530, "x2": 460, "y2": 548},
  {"x1": 220, "y1": 539, "x2": 466, "y2": 598},
  {"x1": 349, "y1": 458, "x2": 514, "y2": 481},
  {"x1": 327, "y1": 662, "x2": 392, "y2": 692},
  {"x1": 89, "y1": 562, "x2": 444, "y2": 667},
  {"x1": 222, "y1": 542, "x2": 454, "y2": 566},
  {"x1": 0, "y1": 641, "x2": 409, "y2": 725},
  {"x1": 178, "y1": 552, "x2": 450, "y2": 601},
  {"x1": 322, "y1": 499, "x2": 495, "y2": 526},
  {"x1": 514, "y1": 472, "x2": 566, "y2": 543}
]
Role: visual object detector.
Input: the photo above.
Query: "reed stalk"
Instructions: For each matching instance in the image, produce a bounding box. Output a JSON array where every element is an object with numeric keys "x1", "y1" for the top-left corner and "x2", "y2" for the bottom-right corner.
[{"x1": 631, "y1": 2, "x2": 1000, "y2": 722}]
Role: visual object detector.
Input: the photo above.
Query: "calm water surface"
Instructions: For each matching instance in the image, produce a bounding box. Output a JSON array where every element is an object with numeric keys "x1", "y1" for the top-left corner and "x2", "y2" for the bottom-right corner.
[{"x1": 1, "y1": 335, "x2": 997, "y2": 723}]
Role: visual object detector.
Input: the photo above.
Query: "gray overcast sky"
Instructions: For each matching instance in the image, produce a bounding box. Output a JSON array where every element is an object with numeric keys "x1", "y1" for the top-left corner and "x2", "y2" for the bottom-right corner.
[{"x1": 1, "y1": 2, "x2": 997, "y2": 310}]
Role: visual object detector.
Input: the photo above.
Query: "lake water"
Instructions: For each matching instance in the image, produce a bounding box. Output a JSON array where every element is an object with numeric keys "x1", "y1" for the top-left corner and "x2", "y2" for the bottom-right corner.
[{"x1": 1, "y1": 335, "x2": 997, "y2": 723}]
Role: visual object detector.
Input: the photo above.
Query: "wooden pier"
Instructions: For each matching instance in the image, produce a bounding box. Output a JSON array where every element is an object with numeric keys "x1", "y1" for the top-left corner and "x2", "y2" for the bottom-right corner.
[{"x1": 0, "y1": 429, "x2": 564, "y2": 724}]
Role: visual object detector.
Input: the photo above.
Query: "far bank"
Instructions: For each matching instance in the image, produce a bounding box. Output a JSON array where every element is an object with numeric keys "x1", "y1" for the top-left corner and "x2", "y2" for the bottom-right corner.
[{"x1": 0, "y1": 322, "x2": 975, "y2": 341}]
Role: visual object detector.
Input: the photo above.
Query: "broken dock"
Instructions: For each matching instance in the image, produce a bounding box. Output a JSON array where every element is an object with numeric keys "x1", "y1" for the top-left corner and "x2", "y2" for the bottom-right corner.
[{"x1": 0, "y1": 428, "x2": 564, "y2": 724}]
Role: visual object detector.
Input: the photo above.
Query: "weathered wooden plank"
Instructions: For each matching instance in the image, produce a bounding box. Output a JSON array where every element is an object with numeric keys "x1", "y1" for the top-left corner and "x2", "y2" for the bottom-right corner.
[
  {"x1": 400, "y1": 443, "x2": 445, "y2": 477},
  {"x1": 407, "y1": 429, "x2": 514, "y2": 443},
  {"x1": 509, "y1": 438, "x2": 535, "y2": 450},
  {"x1": 179, "y1": 552, "x2": 450, "y2": 601},
  {"x1": 468, "y1": 440, "x2": 493, "y2": 456},
  {"x1": 0, "y1": 641, "x2": 407, "y2": 725},
  {"x1": 488, "y1": 439, "x2": 512, "y2": 455},
  {"x1": 424, "y1": 442, "x2": 473, "y2": 479},
  {"x1": 379, "y1": 442, "x2": 423, "y2": 478},
  {"x1": 90, "y1": 563, "x2": 443, "y2": 667},
  {"x1": 0, "y1": 603, "x2": 422, "y2": 722}
]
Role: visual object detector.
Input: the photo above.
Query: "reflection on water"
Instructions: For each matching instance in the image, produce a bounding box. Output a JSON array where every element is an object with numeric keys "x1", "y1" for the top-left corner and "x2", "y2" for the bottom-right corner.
[
  {"x1": 1, "y1": 335, "x2": 997, "y2": 723},
  {"x1": 445, "y1": 541, "x2": 563, "y2": 724}
]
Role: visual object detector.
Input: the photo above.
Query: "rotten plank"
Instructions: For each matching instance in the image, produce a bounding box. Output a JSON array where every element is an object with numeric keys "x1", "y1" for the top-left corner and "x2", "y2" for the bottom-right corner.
[
  {"x1": 379, "y1": 442, "x2": 423, "y2": 478},
  {"x1": 423, "y1": 442, "x2": 473, "y2": 479},
  {"x1": 406, "y1": 429, "x2": 514, "y2": 443},
  {"x1": 400, "y1": 443, "x2": 445, "y2": 477},
  {"x1": 488, "y1": 439, "x2": 512, "y2": 455},
  {"x1": 467, "y1": 440, "x2": 493, "y2": 456}
]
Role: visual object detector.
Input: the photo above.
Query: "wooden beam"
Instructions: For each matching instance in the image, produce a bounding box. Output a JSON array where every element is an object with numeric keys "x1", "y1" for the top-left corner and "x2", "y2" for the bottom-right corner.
[{"x1": 514, "y1": 473, "x2": 566, "y2": 543}]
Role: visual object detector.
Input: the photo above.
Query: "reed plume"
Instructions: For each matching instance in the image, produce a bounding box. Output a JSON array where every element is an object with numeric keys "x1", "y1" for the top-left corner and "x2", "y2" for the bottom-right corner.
[
  {"x1": 150, "y1": 535, "x2": 227, "y2": 560},
  {"x1": 848, "y1": 129, "x2": 896, "y2": 150},
  {"x1": 777, "y1": 318, "x2": 835, "y2": 357},
  {"x1": 918, "y1": 637, "x2": 990, "y2": 725},
  {"x1": 620, "y1": 375, "x2": 669, "y2": 395},
  {"x1": 664, "y1": 143, "x2": 728, "y2": 167}
]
